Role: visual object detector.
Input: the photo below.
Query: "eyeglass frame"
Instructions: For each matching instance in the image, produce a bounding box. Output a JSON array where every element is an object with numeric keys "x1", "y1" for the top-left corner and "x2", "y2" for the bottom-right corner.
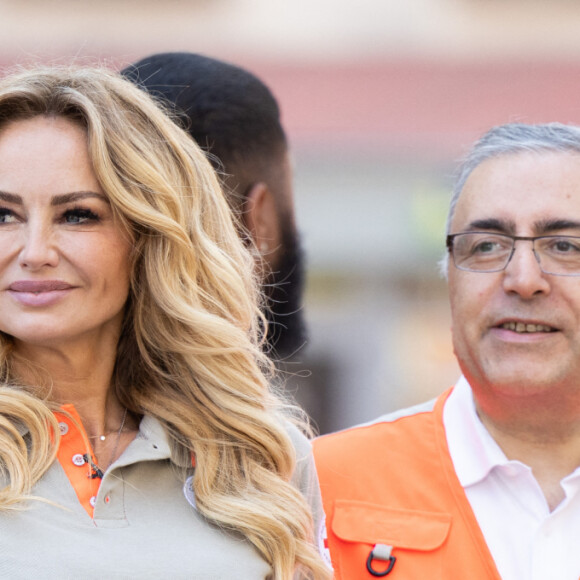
[{"x1": 445, "y1": 231, "x2": 580, "y2": 276}]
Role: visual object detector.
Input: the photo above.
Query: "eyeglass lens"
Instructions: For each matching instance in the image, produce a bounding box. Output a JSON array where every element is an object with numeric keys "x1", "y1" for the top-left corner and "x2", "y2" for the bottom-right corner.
[{"x1": 450, "y1": 232, "x2": 580, "y2": 275}]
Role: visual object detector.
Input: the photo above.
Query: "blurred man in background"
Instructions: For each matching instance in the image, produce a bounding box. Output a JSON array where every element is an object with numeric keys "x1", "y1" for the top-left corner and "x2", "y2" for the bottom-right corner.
[{"x1": 122, "y1": 52, "x2": 306, "y2": 360}]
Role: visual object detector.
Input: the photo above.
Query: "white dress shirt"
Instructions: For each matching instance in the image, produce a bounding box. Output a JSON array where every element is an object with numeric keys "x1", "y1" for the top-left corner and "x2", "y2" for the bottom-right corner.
[{"x1": 444, "y1": 376, "x2": 580, "y2": 580}]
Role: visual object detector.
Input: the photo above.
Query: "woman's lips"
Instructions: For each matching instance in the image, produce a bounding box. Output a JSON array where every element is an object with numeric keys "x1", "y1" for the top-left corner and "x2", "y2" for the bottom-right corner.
[
  {"x1": 8, "y1": 280, "x2": 73, "y2": 292},
  {"x1": 7, "y1": 280, "x2": 75, "y2": 306}
]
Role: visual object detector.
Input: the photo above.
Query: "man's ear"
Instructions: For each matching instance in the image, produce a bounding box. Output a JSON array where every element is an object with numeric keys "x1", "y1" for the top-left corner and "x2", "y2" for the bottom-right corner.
[{"x1": 243, "y1": 182, "x2": 283, "y2": 267}]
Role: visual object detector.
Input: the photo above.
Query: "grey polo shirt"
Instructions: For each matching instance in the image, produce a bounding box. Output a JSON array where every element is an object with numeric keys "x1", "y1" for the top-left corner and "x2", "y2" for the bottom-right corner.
[{"x1": 0, "y1": 411, "x2": 325, "y2": 579}]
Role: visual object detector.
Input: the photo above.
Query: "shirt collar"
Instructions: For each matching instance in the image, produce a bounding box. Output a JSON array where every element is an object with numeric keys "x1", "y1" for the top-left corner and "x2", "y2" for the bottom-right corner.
[
  {"x1": 109, "y1": 414, "x2": 192, "y2": 469},
  {"x1": 15, "y1": 405, "x2": 192, "y2": 469},
  {"x1": 443, "y1": 376, "x2": 514, "y2": 487},
  {"x1": 53, "y1": 406, "x2": 191, "y2": 469},
  {"x1": 444, "y1": 377, "x2": 580, "y2": 499}
]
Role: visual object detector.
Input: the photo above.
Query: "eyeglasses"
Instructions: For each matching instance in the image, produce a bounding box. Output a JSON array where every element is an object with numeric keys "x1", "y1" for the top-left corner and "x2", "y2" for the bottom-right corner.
[{"x1": 446, "y1": 232, "x2": 580, "y2": 276}]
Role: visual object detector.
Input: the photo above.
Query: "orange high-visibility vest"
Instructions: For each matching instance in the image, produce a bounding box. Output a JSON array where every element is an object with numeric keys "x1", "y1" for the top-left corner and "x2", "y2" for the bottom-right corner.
[{"x1": 313, "y1": 389, "x2": 502, "y2": 579}]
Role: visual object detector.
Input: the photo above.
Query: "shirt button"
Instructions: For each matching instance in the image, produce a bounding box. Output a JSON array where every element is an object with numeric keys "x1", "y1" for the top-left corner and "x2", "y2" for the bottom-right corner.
[
  {"x1": 58, "y1": 422, "x2": 69, "y2": 436},
  {"x1": 72, "y1": 453, "x2": 86, "y2": 466},
  {"x1": 89, "y1": 496, "x2": 97, "y2": 507}
]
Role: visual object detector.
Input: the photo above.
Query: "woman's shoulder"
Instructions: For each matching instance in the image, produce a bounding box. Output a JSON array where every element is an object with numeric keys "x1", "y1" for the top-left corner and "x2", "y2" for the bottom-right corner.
[{"x1": 282, "y1": 418, "x2": 314, "y2": 463}]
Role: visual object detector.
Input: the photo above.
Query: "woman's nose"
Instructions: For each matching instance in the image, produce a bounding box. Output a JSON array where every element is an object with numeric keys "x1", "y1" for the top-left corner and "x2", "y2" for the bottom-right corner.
[{"x1": 18, "y1": 221, "x2": 59, "y2": 270}]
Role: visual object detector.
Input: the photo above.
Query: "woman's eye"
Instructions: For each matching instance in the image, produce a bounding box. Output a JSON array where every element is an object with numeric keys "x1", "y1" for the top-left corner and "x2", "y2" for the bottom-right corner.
[
  {"x1": 63, "y1": 208, "x2": 100, "y2": 224},
  {"x1": 0, "y1": 209, "x2": 17, "y2": 223}
]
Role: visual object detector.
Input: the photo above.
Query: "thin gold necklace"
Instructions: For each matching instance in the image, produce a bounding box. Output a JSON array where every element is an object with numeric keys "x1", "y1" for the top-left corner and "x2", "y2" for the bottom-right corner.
[
  {"x1": 87, "y1": 407, "x2": 129, "y2": 442},
  {"x1": 87, "y1": 408, "x2": 128, "y2": 479}
]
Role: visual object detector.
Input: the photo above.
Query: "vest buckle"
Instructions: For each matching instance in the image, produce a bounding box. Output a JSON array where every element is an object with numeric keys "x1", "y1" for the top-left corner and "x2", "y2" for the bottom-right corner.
[{"x1": 366, "y1": 543, "x2": 396, "y2": 576}]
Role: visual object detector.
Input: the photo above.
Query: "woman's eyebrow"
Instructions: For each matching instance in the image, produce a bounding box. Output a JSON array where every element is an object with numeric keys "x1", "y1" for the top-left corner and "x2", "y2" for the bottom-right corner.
[
  {"x1": 51, "y1": 192, "x2": 108, "y2": 206},
  {"x1": 0, "y1": 191, "x2": 108, "y2": 206},
  {"x1": 0, "y1": 191, "x2": 22, "y2": 204}
]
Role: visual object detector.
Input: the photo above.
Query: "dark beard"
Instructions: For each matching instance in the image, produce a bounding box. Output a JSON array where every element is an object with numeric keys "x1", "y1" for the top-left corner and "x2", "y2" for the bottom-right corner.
[{"x1": 263, "y1": 227, "x2": 308, "y2": 361}]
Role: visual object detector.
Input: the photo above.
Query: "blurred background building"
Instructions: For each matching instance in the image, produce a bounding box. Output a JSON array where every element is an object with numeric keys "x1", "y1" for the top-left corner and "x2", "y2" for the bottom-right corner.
[{"x1": 3, "y1": 0, "x2": 580, "y2": 432}]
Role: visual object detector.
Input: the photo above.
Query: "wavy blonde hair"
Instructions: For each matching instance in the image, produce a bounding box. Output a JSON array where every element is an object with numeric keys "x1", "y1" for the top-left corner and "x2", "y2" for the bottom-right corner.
[{"x1": 0, "y1": 65, "x2": 330, "y2": 580}]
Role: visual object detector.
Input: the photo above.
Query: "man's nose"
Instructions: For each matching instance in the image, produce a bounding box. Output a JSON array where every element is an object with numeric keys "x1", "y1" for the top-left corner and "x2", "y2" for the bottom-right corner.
[{"x1": 502, "y1": 240, "x2": 550, "y2": 298}]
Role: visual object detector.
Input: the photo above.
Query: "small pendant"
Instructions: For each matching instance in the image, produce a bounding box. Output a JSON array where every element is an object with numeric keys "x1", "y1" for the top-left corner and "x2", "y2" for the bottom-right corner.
[{"x1": 100, "y1": 435, "x2": 106, "y2": 441}]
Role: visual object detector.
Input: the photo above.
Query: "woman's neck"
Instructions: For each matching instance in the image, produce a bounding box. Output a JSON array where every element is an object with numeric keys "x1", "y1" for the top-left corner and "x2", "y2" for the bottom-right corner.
[{"x1": 11, "y1": 337, "x2": 120, "y2": 437}]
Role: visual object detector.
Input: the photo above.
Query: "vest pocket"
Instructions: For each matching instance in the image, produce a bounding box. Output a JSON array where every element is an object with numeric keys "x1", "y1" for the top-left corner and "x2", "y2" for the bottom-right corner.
[{"x1": 330, "y1": 499, "x2": 451, "y2": 579}]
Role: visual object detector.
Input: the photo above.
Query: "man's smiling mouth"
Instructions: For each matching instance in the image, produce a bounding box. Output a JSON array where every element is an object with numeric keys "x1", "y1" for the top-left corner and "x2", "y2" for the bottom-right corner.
[{"x1": 499, "y1": 322, "x2": 556, "y2": 333}]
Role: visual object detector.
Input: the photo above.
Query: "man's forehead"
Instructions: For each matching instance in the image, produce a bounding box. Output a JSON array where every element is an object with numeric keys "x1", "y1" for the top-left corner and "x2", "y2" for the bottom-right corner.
[
  {"x1": 464, "y1": 148, "x2": 580, "y2": 182},
  {"x1": 452, "y1": 150, "x2": 580, "y2": 232}
]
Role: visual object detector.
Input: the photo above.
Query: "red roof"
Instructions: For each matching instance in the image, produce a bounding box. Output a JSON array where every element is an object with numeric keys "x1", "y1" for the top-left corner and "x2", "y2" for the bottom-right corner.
[
  {"x1": 4, "y1": 56, "x2": 579, "y2": 162},
  {"x1": 248, "y1": 59, "x2": 580, "y2": 161}
]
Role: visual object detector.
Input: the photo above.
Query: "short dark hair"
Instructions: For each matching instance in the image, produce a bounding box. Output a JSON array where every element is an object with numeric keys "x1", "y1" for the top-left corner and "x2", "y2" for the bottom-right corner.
[{"x1": 121, "y1": 52, "x2": 288, "y2": 205}]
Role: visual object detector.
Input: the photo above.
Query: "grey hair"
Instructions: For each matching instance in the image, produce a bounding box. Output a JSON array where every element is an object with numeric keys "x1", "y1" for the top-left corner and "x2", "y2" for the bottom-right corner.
[{"x1": 440, "y1": 122, "x2": 580, "y2": 277}]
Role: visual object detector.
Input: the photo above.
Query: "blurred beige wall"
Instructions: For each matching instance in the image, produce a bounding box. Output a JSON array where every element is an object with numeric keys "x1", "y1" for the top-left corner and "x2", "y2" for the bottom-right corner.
[{"x1": 3, "y1": 0, "x2": 580, "y2": 63}]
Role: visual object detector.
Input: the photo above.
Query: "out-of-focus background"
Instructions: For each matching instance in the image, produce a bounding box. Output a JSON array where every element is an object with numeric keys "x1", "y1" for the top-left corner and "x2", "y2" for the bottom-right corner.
[{"x1": 4, "y1": 0, "x2": 580, "y2": 433}]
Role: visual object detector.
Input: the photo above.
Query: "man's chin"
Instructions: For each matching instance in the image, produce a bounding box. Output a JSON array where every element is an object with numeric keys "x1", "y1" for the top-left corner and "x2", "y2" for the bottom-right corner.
[
  {"x1": 264, "y1": 228, "x2": 307, "y2": 361},
  {"x1": 266, "y1": 307, "x2": 307, "y2": 361}
]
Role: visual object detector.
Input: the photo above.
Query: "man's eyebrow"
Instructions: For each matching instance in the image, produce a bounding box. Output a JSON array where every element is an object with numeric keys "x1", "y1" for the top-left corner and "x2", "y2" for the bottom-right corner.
[
  {"x1": 461, "y1": 218, "x2": 580, "y2": 235},
  {"x1": 464, "y1": 218, "x2": 516, "y2": 234},
  {"x1": 534, "y1": 219, "x2": 580, "y2": 234},
  {"x1": 50, "y1": 192, "x2": 108, "y2": 206}
]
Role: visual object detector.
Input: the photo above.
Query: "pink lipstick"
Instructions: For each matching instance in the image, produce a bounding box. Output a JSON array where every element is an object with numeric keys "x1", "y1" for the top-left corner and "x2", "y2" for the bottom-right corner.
[{"x1": 7, "y1": 280, "x2": 74, "y2": 307}]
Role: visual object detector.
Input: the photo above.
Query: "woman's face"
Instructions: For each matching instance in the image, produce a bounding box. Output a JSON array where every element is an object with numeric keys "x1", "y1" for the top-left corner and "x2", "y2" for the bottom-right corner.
[{"x1": 0, "y1": 115, "x2": 132, "y2": 351}]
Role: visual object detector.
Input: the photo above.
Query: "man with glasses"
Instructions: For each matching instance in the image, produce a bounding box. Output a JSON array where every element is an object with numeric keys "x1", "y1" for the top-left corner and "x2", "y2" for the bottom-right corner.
[{"x1": 314, "y1": 123, "x2": 580, "y2": 579}]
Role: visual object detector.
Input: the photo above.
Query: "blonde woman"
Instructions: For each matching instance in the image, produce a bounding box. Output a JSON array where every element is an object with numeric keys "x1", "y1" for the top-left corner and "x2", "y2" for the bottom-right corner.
[{"x1": 0, "y1": 65, "x2": 331, "y2": 579}]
